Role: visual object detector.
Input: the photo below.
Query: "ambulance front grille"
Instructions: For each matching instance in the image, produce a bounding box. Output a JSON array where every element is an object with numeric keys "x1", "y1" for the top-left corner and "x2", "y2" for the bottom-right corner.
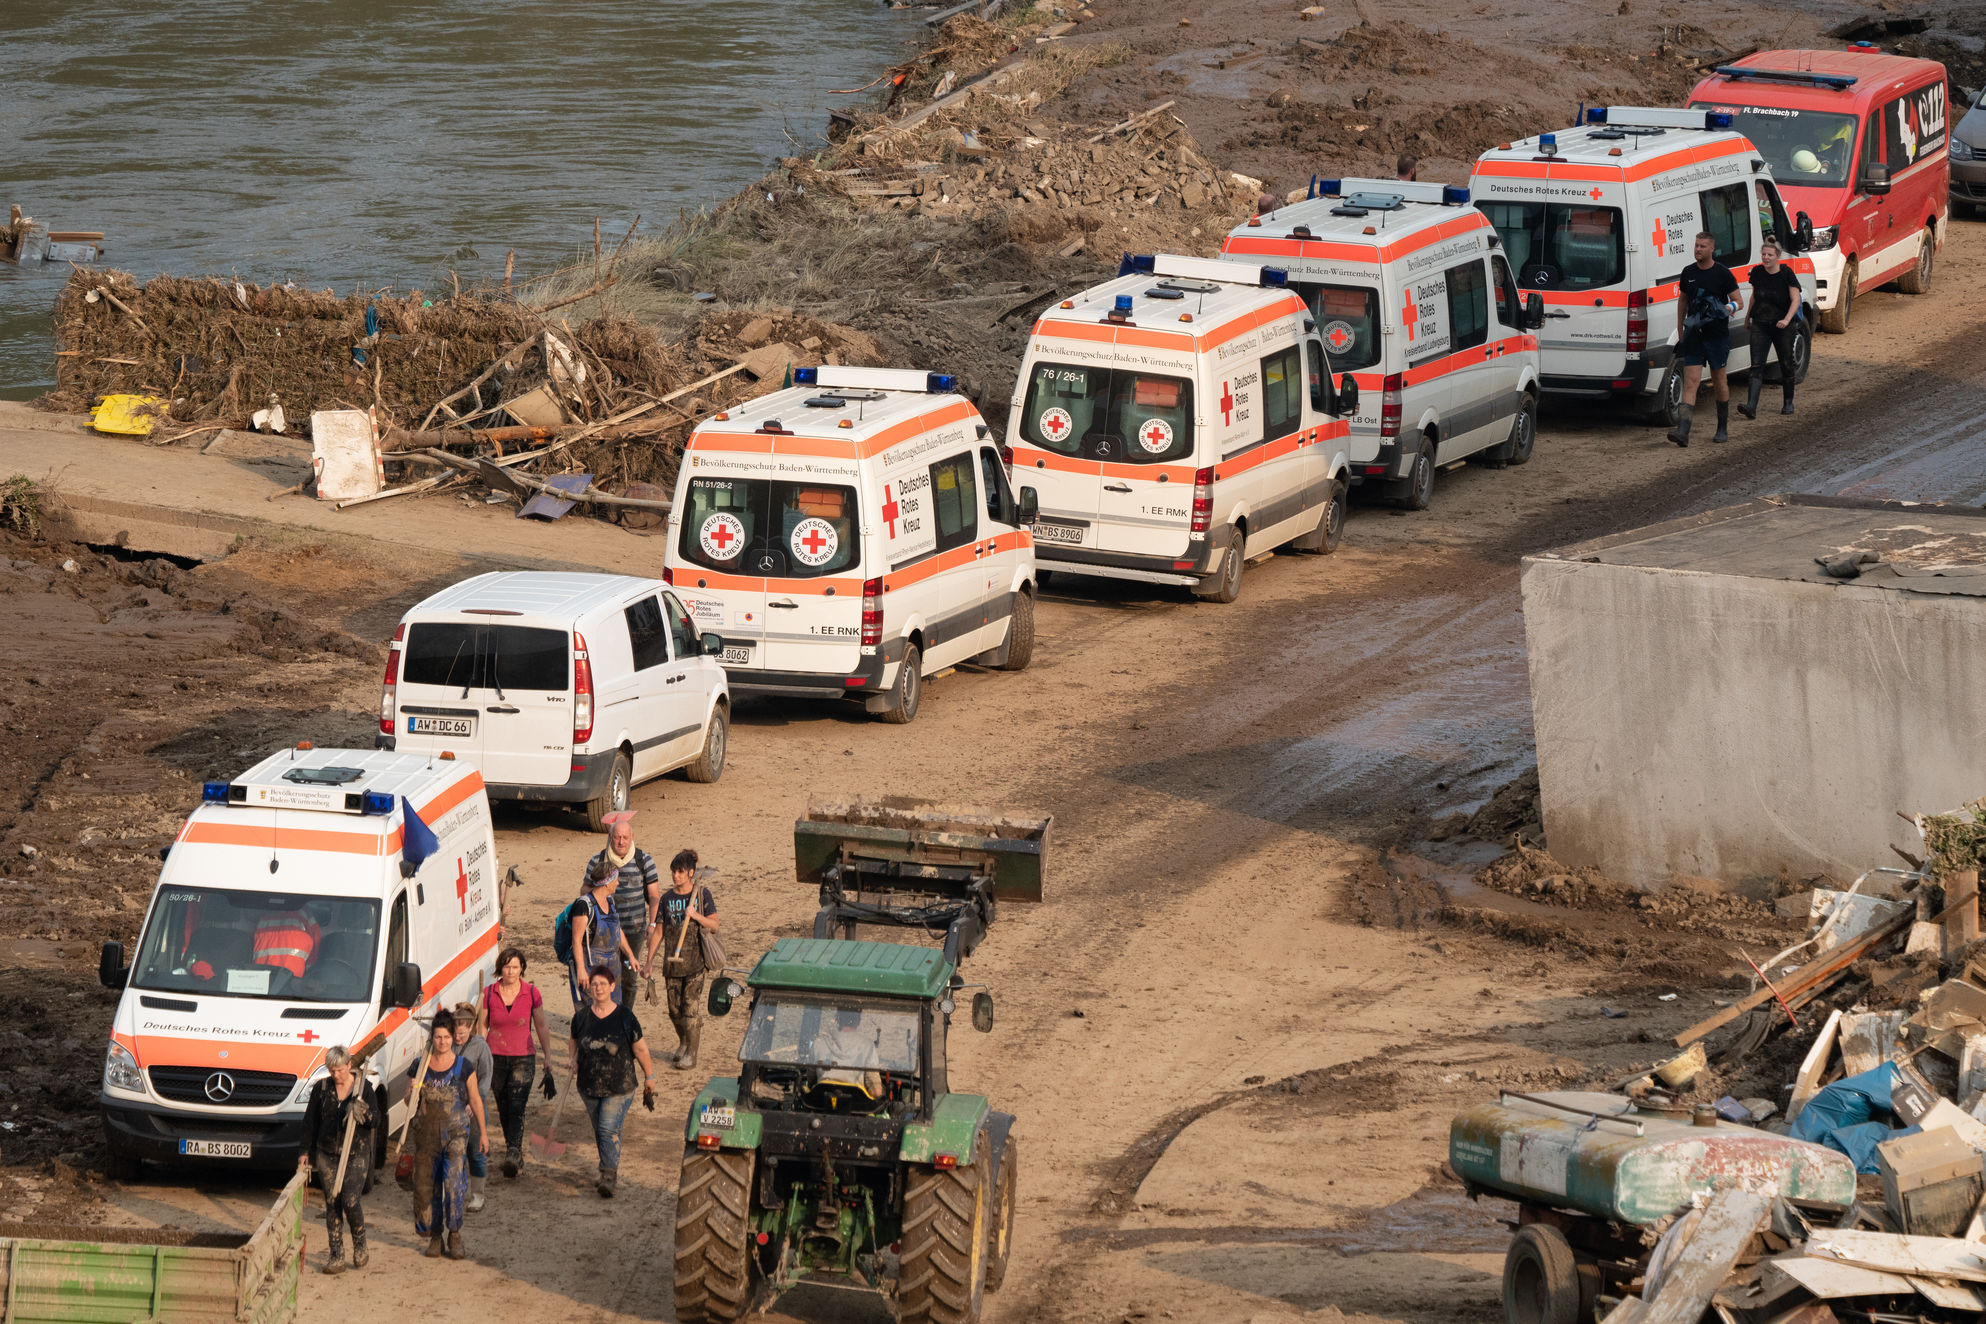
[{"x1": 148, "y1": 1066, "x2": 297, "y2": 1107}]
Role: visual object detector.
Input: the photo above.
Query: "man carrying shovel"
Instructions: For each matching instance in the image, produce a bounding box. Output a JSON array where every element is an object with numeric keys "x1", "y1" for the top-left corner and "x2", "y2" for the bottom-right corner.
[
  {"x1": 297, "y1": 1044, "x2": 385, "y2": 1274},
  {"x1": 644, "y1": 848, "x2": 719, "y2": 1071}
]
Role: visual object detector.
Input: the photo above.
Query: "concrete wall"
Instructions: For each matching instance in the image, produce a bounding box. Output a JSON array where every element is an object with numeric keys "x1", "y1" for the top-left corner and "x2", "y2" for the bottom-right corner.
[{"x1": 1521, "y1": 557, "x2": 1986, "y2": 888}]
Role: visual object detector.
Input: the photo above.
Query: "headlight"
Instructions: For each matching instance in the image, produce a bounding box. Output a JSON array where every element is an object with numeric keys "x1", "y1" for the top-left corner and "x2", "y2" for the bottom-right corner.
[
  {"x1": 1951, "y1": 139, "x2": 1977, "y2": 162},
  {"x1": 290, "y1": 1069, "x2": 328, "y2": 1107},
  {"x1": 1808, "y1": 225, "x2": 1838, "y2": 252},
  {"x1": 104, "y1": 1041, "x2": 144, "y2": 1093}
]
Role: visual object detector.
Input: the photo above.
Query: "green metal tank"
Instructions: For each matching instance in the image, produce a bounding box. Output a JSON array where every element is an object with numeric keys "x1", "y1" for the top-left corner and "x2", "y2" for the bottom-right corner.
[{"x1": 1450, "y1": 1091, "x2": 1855, "y2": 1226}]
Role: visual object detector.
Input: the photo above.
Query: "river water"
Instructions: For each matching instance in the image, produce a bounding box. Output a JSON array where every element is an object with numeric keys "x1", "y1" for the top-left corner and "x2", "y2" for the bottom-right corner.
[{"x1": 0, "y1": 0, "x2": 916, "y2": 397}]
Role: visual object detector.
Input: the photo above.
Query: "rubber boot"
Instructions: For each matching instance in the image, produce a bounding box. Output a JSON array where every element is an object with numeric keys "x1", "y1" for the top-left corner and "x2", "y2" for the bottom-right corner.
[
  {"x1": 467, "y1": 1175, "x2": 486, "y2": 1213},
  {"x1": 675, "y1": 1021, "x2": 700, "y2": 1073},
  {"x1": 503, "y1": 1146, "x2": 521, "y2": 1180},
  {"x1": 597, "y1": 1166, "x2": 617, "y2": 1199},
  {"x1": 1668, "y1": 407, "x2": 1692, "y2": 448},
  {"x1": 1739, "y1": 376, "x2": 1762, "y2": 420},
  {"x1": 351, "y1": 1225, "x2": 369, "y2": 1270},
  {"x1": 1781, "y1": 383, "x2": 1794, "y2": 415},
  {"x1": 445, "y1": 1230, "x2": 466, "y2": 1260},
  {"x1": 1712, "y1": 400, "x2": 1729, "y2": 444},
  {"x1": 424, "y1": 1234, "x2": 445, "y2": 1258},
  {"x1": 323, "y1": 1217, "x2": 347, "y2": 1274}
]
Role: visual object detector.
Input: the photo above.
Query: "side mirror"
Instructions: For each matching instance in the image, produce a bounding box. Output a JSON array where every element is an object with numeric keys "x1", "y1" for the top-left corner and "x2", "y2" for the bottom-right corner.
[
  {"x1": 1794, "y1": 211, "x2": 1814, "y2": 253},
  {"x1": 1335, "y1": 375, "x2": 1359, "y2": 419},
  {"x1": 390, "y1": 961, "x2": 422, "y2": 1009},
  {"x1": 1017, "y1": 487, "x2": 1039, "y2": 525},
  {"x1": 707, "y1": 979, "x2": 738, "y2": 1017},
  {"x1": 700, "y1": 632, "x2": 725, "y2": 657},
  {"x1": 1862, "y1": 163, "x2": 1891, "y2": 196},
  {"x1": 99, "y1": 940, "x2": 127, "y2": 990},
  {"x1": 971, "y1": 991, "x2": 994, "y2": 1033},
  {"x1": 157, "y1": 844, "x2": 172, "y2": 863},
  {"x1": 1525, "y1": 292, "x2": 1545, "y2": 330}
]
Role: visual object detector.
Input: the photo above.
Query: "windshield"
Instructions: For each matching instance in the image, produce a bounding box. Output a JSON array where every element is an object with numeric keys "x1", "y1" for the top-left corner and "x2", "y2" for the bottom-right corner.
[
  {"x1": 739, "y1": 994, "x2": 921, "y2": 1074},
  {"x1": 1691, "y1": 104, "x2": 1857, "y2": 187},
  {"x1": 1478, "y1": 201, "x2": 1626, "y2": 290},
  {"x1": 132, "y1": 887, "x2": 380, "y2": 1003},
  {"x1": 1297, "y1": 284, "x2": 1381, "y2": 371},
  {"x1": 677, "y1": 476, "x2": 860, "y2": 577},
  {"x1": 402, "y1": 623, "x2": 568, "y2": 692},
  {"x1": 1019, "y1": 364, "x2": 1194, "y2": 463}
]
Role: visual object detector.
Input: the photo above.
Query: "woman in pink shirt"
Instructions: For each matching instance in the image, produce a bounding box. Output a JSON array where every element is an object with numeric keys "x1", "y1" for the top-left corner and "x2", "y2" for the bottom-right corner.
[{"x1": 479, "y1": 947, "x2": 554, "y2": 1178}]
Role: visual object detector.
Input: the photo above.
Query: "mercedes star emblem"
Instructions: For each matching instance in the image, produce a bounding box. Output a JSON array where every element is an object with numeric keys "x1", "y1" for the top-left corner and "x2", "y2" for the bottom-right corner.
[{"x1": 204, "y1": 1071, "x2": 236, "y2": 1102}]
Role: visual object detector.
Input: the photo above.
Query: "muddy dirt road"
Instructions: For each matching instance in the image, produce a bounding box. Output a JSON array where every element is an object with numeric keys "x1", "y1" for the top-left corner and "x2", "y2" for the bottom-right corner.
[{"x1": 2, "y1": 218, "x2": 1981, "y2": 1324}]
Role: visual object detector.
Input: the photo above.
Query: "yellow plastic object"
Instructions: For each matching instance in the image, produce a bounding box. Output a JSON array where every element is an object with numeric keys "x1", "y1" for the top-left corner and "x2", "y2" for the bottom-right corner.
[{"x1": 91, "y1": 393, "x2": 164, "y2": 436}]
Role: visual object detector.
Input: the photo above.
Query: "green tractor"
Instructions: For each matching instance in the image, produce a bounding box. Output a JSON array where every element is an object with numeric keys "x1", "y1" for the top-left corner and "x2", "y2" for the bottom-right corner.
[{"x1": 672, "y1": 799, "x2": 1048, "y2": 1323}]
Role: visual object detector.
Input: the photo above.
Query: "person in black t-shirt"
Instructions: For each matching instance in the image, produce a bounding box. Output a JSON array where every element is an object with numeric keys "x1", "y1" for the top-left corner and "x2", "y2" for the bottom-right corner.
[
  {"x1": 1669, "y1": 232, "x2": 1742, "y2": 448},
  {"x1": 568, "y1": 965, "x2": 656, "y2": 1198},
  {"x1": 1742, "y1": 239, "x2": 1804, "y2": 420}
]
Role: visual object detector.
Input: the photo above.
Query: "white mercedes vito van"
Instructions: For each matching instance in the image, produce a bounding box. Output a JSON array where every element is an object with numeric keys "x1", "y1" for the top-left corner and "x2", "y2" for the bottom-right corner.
[{"x1": 380, "y1": 573, "x2": 729, "y2": 830}]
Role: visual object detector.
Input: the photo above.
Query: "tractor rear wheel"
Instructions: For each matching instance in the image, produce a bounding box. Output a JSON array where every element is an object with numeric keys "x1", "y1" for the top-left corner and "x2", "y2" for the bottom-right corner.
[
  {"x1": 897, "y1": 1159, "x2": 987, "y2": 1323},
  {"x1": 674, "y1": 1147, "x2": 755, "y2": 1323},
  {"x1": 984, "y1": 1136, "x2": 1019, "y2": 1294}
]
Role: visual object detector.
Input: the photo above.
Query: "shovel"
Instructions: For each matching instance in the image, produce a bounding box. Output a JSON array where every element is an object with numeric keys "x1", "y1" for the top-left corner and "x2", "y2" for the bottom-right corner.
[{"x1": 527, "y1": 1070, "x2": 570, "y2": 1162}]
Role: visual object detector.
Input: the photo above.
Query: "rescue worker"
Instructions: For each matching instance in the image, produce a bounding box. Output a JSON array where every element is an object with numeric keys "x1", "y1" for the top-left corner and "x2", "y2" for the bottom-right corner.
[
  {"x1": 251, "y1": 903, "x2": 320, "y2": 978},
  {"x1": 1668, "y1": 231, "x2": 1741, "y2": 448},
  {"x1": 645, "y1": 849, "x2": 718, "y2": 1070},
  {"x1": 1740, "y1": 237, "x2": 1803, "y2": 419},
  {"x1": 584, "y1": 813, "x2": 659, "y2": 1006},
  {"x1": 1395, "y1": 153, "x2": 1418, "y2": 182},
  {"x1": 298, "y1": 1045, "x2": 383, "y2": 1274}
]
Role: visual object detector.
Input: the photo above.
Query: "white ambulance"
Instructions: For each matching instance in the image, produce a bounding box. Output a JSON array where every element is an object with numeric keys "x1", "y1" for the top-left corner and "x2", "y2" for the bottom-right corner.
[
  {"x1": 1220, "y1": 179, "x2": 1546, "y2": 510},
  {"x1": 1469, "y1": 106, "x2": 1820, "y2": 426},
  {"x1": 663, "y1": 367, "x2": 1037, "y2": 724},
  {"x1": 98, "y1": 746, "x2": 500, "y2": 1177},
  {"x1": 1007, "y1": 254, "x2": 1361, "y2": 602}
]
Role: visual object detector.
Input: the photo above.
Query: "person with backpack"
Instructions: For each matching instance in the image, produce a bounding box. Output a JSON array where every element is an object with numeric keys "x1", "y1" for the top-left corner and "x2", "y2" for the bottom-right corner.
[{"x1": 561, "y1": 860, "x2": 638, "y2": 1011}]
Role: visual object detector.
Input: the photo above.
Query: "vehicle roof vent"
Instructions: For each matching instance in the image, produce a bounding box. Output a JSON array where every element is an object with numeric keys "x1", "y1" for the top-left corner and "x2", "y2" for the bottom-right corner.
[
  {"x1": 1342, "y1": 191, "x2": 1406, "y2": 211},
  {"x1": 1156, "y1": 278, "x2": 1221, "y2": 294},
  {"x1": 1329, "y1": 204, "x2": 1370, "y2": 218}
]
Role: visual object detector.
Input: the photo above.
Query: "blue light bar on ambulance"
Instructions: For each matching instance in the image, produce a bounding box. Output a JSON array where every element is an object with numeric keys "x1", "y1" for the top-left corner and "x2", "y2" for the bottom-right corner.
[
  {"x1": 1316, "y1": 178, "x2": 1341, "y2": 197},
  {"x1": 1260, "y1": 268, "x2": 1288, "y2": 287},
  {"x1": 1585, "y1": 107, "x2": 1608, "y2": 124},
  {"x1": 1538, "y1": 133, "x2": 1557, "y2": 156},
  {"x1": 1594, "y1": 106, "x2": 1741, "y2": 132},
  {"x1": 789, "y1": 365, "x2": 950, "y2": 394},
  {"x1": 202, "y1": 781, "x2": 230, "y2": 803},
  {"x1": 1147, "y1": 253, "x2": 1287, "y2": 289},
  {"x1": 793, "y1": 366, "x2": 818, "y2": 385},
  {"x1": 1114, "y1": 295, "x2": 1134, "y2": 313},
  {"x1": 361, "y1": 790, "x2": 394, "y2": 815},
  {"x1": 1441, "y1": 185, "x2": 1470, "y2": 205},
  {"x1": 1117, "y1": 253, "x2": 1157, "y2": 278},
  {"x1": 926, "y1": 373, "x2": 956, "y2": 393}
]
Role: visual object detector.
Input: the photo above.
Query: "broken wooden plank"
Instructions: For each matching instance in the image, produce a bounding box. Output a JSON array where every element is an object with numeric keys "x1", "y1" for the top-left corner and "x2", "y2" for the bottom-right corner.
[
  {"x1": 1787, "y1": 1009, "x2": 1842, "y2": 1123},
  {"x1": 1674, "y1": 908, "x2": 1912, "y2": 1046},
  {"x1": 1764, "y1": 1256, "x2": 1915, "y2": 1300},
  {"x1": 1088, "y1": 99, "x2": 1179, "y2": 143},
  {"x1": 1642, "y1": 1189, "x2": 1772, "y2": 1324},
  {"x1": 1803, "y1": 1227, "x2": 1986, "y2": 1282},
  {"x1": 923, "y1": 0, "x2": 984, "y2": 27}
]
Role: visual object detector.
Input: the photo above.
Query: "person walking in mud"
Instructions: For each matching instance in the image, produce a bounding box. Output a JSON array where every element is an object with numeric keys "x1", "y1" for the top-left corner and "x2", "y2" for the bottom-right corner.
[
  {"x1": 585, "y1": 812, "x2": 659, "y2": 1006},
  {"x1": 645, "y1": 849, "x2": 719, "y2": 1071},
  {"x1": 568, "y1": 859, "x2": 638, "y2": 1010},
  {"x1": 1740, "y1": 237, "x2": 1802, "y2": 420},
  {"x1": 1669, "y1": 231, "x2": 1741, "y2": 447},
  {"x1": 408, "y1": 1012, "x2": 488, "y2": 1259},
  {"x1": 298, "y1": 1045, "x2": 383, "y2": 1274},
  {"x1": 570, "y1": 964, "x2": 657, "y2": 1198}
]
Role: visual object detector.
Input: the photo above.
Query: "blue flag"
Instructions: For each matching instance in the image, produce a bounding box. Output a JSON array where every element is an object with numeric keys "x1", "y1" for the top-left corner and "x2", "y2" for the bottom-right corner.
[{"x1": 400, "y1": 797, "x2": 439, "y2": 878}]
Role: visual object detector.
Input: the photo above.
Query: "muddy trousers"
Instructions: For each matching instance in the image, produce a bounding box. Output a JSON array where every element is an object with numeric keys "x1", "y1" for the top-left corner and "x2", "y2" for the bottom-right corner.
[
  {"x1": 1747, "y1": 320, "x2": 1797, "y2": 405},
  {"x1": 313, "y1": 1147, "x2": 368, "y2": 1260},
  {"x1": 412, "y1": 1137, "x2": 468, "y2": 1238},
  {"x1": 583, "y1": 1091, "x2": 636, "y2": 1172},
  {"x1": 488, "y1": 1054, "x2": 535, "y2": 1157},
  {"x1": 664, "y1": 969, "x2": 705, "y2": 1059}
]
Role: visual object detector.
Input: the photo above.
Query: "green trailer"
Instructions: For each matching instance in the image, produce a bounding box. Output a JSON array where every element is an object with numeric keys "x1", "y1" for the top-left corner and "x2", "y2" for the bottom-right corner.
[{"x1": 0, "y1": 1171, "x2": 305, "y2": 1324}]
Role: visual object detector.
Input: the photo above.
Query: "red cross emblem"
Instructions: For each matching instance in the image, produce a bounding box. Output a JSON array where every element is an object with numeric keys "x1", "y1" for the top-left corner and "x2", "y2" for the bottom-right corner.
[
  {"x1": 881, "y1": 484, "x2": 901, "y2": 538},
  {"x1": 1141, "y1": 420, "x2": 1171, "y2": 451},
  {"x1": 297, "y1": 1029, "x2": 319, "y2": 1043},
  {"x1": 1219, "y1": 382, "x2": 1234, "y2": 426},
  {"x1": 800, "y1": 527, "x2": 828, "y2": 555},
  {"x1": 1651, "y1": 217, "x2": 1668, "y2": 252},
  {"x1": 1402, "y1": 288, "x2": 1417, "y2": 342},
  {"x1": 1588, "y1": 186, "x2": 1603, "y2": 201},
  {"x1": 1326, "y1": 324, "x2": 1353, "y2": 352},
  {"x1": 1040, "y1": 408, "x2": 1072, "y2": 442},
  {"x1": 455, "y1": 858, "x2": 469, "y2": 915},
  {"x1": 709, "y1": 521, "x2": 734, "y2": 550}
]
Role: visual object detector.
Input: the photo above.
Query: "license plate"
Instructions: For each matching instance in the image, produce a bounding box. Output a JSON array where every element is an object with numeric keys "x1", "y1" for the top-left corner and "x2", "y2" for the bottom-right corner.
[
  {"x1": 1032, "y1": 520, "x2": 1086, "y2": 545},
  {"x1": 180, "y1": 1139, "x2": 251, "y2": 1158},
  {"x1": 699, "y1": 1105, "x2": 736, "y2": 1130},
  {"x1": 409, "y1": 715, "x2": 474, "y2": 737},
  {"x1": 719, "y1": 645, "x2": 753, "y2": 665}
]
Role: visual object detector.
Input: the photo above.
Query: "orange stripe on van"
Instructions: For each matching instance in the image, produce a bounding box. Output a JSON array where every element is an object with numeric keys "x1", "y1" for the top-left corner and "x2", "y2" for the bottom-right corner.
[
  {"x1": 1401, "y1": 334, "x2": 1537, "y2": 388},
  {"x1": 177, "y1": 822, "x2": 384, "y2": 856},
  {"x1": 882, "y1": 531, "x2": 1032, "y2": 593},
  {"x1": 385, "y1": 770, "x2": 487, "y2": 855},
  {"x1": 1224, "y1": 213, "x2": 1490, "y2": 269},
  {"x1": 1197, "y1": 297, "x2": 1304, "y2": 353},
  {"x1": 1032, "y1": 319, "x2": 1196, "y2": 351},
  {"x1": 1019, "y1": 450, "x2": 1199, "y2": 485},
  {"x1": 680, "y1": 569, "x2": 866, "y2": 596},
  {"x1": 685, "y1": 399, "x2": 980, "y2": 465}
]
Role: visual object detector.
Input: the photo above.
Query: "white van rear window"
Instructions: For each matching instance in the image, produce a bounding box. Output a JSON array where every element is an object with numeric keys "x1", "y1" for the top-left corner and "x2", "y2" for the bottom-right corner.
[
  {"x1": 1020, "y1": 364, "x2": 1194, "y2": 463},
  {"x1": 678, "y1": 477, "x2": 860, "y2": 577},
  {"x1": 133, "y1": 889, "x2": 380, "y2": 1003},
  {"x1": 1298, "y1": 285, "x2": 1381, "y2": 371},
  {"x1": 403, "y1": 624, "x2": 569, "y2": 692},
  {"x1": 1479, "y1": 202, "x2": 1626, "y2": 289}
]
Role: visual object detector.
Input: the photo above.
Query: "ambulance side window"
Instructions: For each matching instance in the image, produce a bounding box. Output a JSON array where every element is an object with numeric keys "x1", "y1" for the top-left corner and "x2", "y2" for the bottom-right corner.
[
  {"x1": 624, "y1": 595, "x2": 669, "y2": 671},
  {"x1": 1698, "y1": 184, "x2": 1751, "y2": 267},
  {"x1": 1305, "y1": 340, "x2": 1327, "y2": 411},
  {"x1": 380, "y1": 892, "x2": 408, "y2": 1009},
  {"x1": 930, "y1": 453, "x2": 978, "y2": 553},
  {"x1": 1445, "y1": 260, "x2": 1488, "y2": 351},
  {"x1": 1491, "y1": 256, "x2": 1522, "y2": 331},
  {"x1": 978, "y1": 447, "x2": 1015, "y2": 525},
  {"x1": 1260, "y1": 345, "x2": 1303, "y2": 440}
]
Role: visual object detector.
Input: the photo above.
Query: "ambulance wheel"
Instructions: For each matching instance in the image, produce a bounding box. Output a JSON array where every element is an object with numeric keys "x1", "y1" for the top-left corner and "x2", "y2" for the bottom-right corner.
[
  {"x1": 1502, "y1": 1225, "x2": 1581, "y2": 1324},
  {"x1": 1819, "y1": 261, "x2": 1854, "y2": 334},
  {"x1": 998, "y1": 590, "x2": 1035, "y2": 671},
  {"x1": 1494, "y1": 393, "x2": 1536, "y2": 467},
  {"x1": 1396, "y1": 441, "x2": 1435, "y2": 511},
  {"x1": 683, "y1": 705, "x2": 727, "y2": 783},
  {"x1": 1898, "y1": 229, "x2": 1934, "y2": 295},
  {"x1": 584, "y1": 751, "x2": 631, "y2": 832},
  {"x1": 878, "y1": 645, "x2": 922, "y2": 724},
  {"x1": 1646, "y1": 367, "x2": 1684, "y2": 428},
  {"x1": 1318, "y1": 478, "x2": 1346, "y2": 553},
  {"x1": 1194, "y1": 529, "x2": 1245, "y2": 603}
]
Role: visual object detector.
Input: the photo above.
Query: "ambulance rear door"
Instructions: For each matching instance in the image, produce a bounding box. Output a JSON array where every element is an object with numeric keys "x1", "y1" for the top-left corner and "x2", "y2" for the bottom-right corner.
[
  {"x1": 673, "y1": 464, "x2": 771, "y2": 675},
  {"x1": 1478, "y1": 186, "x2": 1631, "y2": 381},
  {"x1": 759, "y1": 470, "x2": 864, "y2": 677},
  {"x1": 1093, "y1": 364, "x2": 1197, "y2": 558},
  {"x1": 1011, "y1": 357, "x2": 1104, "y2": 553}
]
